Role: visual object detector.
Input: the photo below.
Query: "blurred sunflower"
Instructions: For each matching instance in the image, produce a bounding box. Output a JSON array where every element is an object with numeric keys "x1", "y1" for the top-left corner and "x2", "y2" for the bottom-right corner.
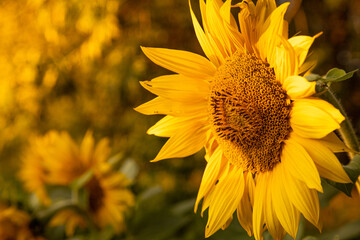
[
  {"x1": 19, "y1": 131, "x2": 134, "y2": 234},
  {"x1": 19, "y1": 131, "x2": 110, "y2": 204},
  {"x1": 136, "y1": 0, "x2": 352, "y2": 239},
  {"x1": 50, "y1": 170, "x2": 134, "y2": 236},
  {"x1": 0, "y1": 203, "x2": 45, "y2": 240}
]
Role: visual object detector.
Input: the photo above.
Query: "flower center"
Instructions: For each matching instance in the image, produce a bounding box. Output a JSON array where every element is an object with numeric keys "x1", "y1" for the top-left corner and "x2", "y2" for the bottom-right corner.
[
  {"x1": 209, "y1": 51, "x2": 292, "y2": 173},
  {"x1": 87, "y1": 176, "x2": 104, "y2": 214}
]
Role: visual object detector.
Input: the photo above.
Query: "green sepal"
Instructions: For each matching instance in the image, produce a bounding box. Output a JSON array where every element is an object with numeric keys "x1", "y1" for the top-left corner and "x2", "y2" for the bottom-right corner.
[
  {"x1": 305, "y1": 73, "x2": 322, "y2": 82},
  {"x1": 315, "y1": 80, "x2": 328, "y2": 94},
  {"x1": 324, "y1": 154, "x2": 360, "y2": 197}
]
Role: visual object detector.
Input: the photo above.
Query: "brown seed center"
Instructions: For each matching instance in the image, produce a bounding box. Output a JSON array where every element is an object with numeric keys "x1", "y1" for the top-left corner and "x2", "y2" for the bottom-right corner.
[
  {"x1": 209, "y1": 51, "x2": 292, "y2": 173},
  {"x1": 87, "y1": 176, "x2": 104, "y2": 213}
]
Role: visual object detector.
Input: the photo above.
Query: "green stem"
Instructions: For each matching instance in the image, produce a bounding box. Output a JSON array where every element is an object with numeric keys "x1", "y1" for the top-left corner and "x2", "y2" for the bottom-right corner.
[
  {"x1": 322, "y1": 88, "x2": 360, "y2": 158},
  {"x1": 295, "y1": 215, "x2": 305, "y2": 240},
  {"x1": 36, "y1": 199, "x2": 77, "y2": 220}
]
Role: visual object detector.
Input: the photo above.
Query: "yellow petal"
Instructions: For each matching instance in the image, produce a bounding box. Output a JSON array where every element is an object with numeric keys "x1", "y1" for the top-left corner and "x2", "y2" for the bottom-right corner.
[
  {"x1": 205, "y1": 165, "x2": 245, "y2": 237},
  {"x1": 189, "y1": 0, "x2": 220, "y2": 66},
  {"x1": 282, "y1": 137, "x2": 323, "y2": 192},
  {"x1": 148, "y1": 115, "x2": 207, "y2": 137},
  {"x1": 93, "y1": 138, "x2": 110, "y2": 165},
  {"x1": 140, "y1": 74, "x2": 209, "y2": 102},
  {"x1": 253, "y1": 173, "x2": 267, "y2": 240},
  {"x1": 264, "y1": 172, "x2": 286, "y2": 240},
  {"x1": 255, "y1": 0, "x2": 277, "y2": 19},
  {"x1": 283, "y1": 75, "x2": 315, "y2": 99},
  {"x1": 204, "y1": 133, "x2": 218, "y2": 160},
  {"x1": 271, "y1": 164, "x2": 300, "y2": 238},
  {"x1": 141, "y1": 47, "x2": 216, "y2": 78},
  {"x1": 247, "y1": 171, "x2": 255, "y2": 205},
  {"x1": 272, "y1": 36, "x2": 298, "y2": 83},
  {"x1": 220, "y1": 0, "x2": 245, "y2": 53},
  {"x1": 80, "y1": 131, "x2": 94, "y2": 166},
  {"x1": 319, "y1": 132, "x2": 351, "y2": 153},
  {"x1": 219, "y1": 0, "x2": 232, "y2": 25},
  {"x1": 283, "y1": 170, "x2": 320, "y2": 229},
  {"x1": 300, "y1": 98, "x2": 344, "y2": 123},
  {"x1": 152, "y1": 124, "x2": 209, "y2": 161},
  {"x1": 221, "y1": 216, "x2": 233, "y2": 230},
  {"x1": 293, "y1": 134, "x2": 351, "y2": 183},
  {"x1": 237, "y1": 172, "x2": 254, "y2": 236},
  {"x1": 195, "y1": 147, "x2": 224, "y2": 212},
  {"x1": 205, "y1": 0, "x2": 232, "y2": 58},
  {"x1": 257, "y1": 3, "x2": 289, "y2": 62},
  {"x1": 288, "y1": 33, "x2": 322, "y2": 68},
  {"x1": 199, "y1": 0, "x2": 209, "y2": 33},
  {"x1": 291, "y1": 98, "x2": 344, "y2": 139},
  {"x1": 237, "y1": 1, "x2": 256, "y2": 52},
  {"x1": 134, "y1": 96, "x2": 207, "y2": 117},
  {"x1": 201, "y1": 162, "x2": 227, "y2": 215},
  {"x1": 206, "y1": 33, "x2": 226, "y2": 63}
]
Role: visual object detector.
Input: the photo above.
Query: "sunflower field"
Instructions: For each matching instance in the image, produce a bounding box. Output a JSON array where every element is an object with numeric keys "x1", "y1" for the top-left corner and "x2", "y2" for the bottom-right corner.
[{"x1": 0, "y1": 0, "x2": 360, "y2": 239}]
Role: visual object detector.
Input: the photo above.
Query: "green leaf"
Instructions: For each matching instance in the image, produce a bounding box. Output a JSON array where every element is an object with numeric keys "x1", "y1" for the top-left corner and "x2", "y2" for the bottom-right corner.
[
  {"x1": 306, "y1": 68, "x2": 357, "y2": 91},
  {"x1": 323, "y1": 68, "x2": 358, "y2": 82},
  {"x1": 36, "y1": 199, "x2": 78, "y2": 221},
  {"x1": 343, "y1": 154, "x2": 360, "y2": 182},
  {"x1": 305, "y1": 73, "x2": 322, "y2": 82},
  {"x1": 324, "y1": 154, "x2": 360, "y2": 196},
  {"x1": 325, "y1": 68, "x2": 346, "y2": 79}
]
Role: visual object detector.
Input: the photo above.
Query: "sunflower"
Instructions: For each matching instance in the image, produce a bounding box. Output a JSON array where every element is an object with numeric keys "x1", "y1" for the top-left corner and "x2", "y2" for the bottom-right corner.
[
  {"x1": 19, "y1": 131, "x2": 110, "y2": 204},
  {"x1": 50, "y1": 170, "x2": 134, "y2": 236},
  {"x1": 136, "y1": 0, "x2": 352, "y2": 239},
  {"x1": 0, "y1": 203, "x2": 46, "y2": 240},
  {"x1": 19, "y1": 131, "x2": 134, "y2": 235}
]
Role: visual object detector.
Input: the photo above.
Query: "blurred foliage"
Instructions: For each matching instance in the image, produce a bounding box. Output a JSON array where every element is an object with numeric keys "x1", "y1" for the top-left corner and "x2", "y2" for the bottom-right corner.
[{"x1": 0, "y1": 0, "x2": 359, "y2": 239}]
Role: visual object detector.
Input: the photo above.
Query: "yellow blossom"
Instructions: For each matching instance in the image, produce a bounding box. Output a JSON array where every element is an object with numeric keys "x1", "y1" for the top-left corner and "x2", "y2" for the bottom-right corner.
[{"x1": 136, "y1": 0, "x2": 352, "y2": 239}]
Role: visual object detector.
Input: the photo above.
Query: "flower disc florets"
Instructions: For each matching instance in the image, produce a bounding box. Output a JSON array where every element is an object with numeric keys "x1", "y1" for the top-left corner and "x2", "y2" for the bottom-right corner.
[{"x1": 209, "y1": 51, "x2": 292, "y2": 173}]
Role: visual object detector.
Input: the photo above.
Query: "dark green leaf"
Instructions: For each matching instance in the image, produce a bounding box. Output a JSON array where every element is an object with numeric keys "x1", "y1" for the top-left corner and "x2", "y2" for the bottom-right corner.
[
  {"x1": 319, "y1": 179, "x2": 342, "y2": 207},
  {"x1": 324, "y1": 180, "x2": 353, "y2": 197},
  {"x1": 343, "y1": 154, "x2": 360, "y2": 181},
  {"x1": 324, "y1": 155, "x2": 360, "y2": 196}
]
